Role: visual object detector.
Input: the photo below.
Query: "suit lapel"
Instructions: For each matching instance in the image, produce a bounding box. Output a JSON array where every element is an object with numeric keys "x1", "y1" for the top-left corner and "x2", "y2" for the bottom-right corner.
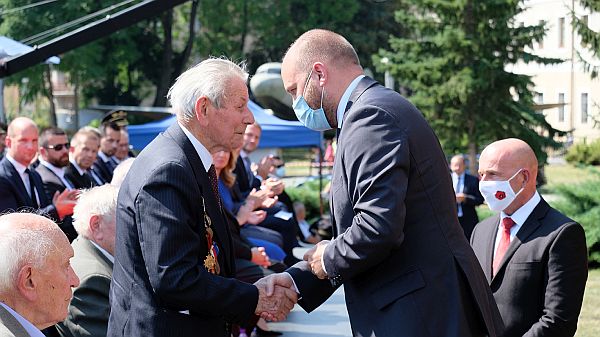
[
  {"x1": 483, "y1": 215, "x2": 500, "y2": 282},
  {"x1": 2, "y1": 159, "x2": 33, "y2": 207},
  {"x1": 491, "y1": 199, "x2": 550, "y2": 284},
  {"x1": 0, "y1": 304, "x2": 31, "y2": 337},
  {"x1": 165, "y1": 124, "x2": 233, "y2": 276}
]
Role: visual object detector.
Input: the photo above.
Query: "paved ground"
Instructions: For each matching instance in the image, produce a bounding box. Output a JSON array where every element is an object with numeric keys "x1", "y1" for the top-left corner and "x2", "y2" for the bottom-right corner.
[{"x1": 265, "y1": 247, "x2": 352, "y2": 336}]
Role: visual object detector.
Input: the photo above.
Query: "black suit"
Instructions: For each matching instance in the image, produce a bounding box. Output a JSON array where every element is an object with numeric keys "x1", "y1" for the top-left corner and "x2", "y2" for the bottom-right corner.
[
  {"x1": 35, "y1": 163, "x2": 77, "y2": 242},
  {"x1": 0, "y1": 157, "x2": 59, "y2": 221},
  {"x1": 234, "y1": 155, "x2": 261, "y2": 199},
  {"x1": 107, "y1": 123, "x2": 258, "y2": 337},
  {"x1": 92, "y1": 155, "x2": 114, "y2": 184},
  {"x1": 455, "y1": 172, "x2": 484, "y2": 239},
  {"x1": 64, "y1": 162, "x2": 97, "y2": 190},
  {"x1": 471, "y1": 197, "x2": 588, "y2": 336},
  {"x1": 287, "y1": 77, "x2": 503, "y2": 336}
]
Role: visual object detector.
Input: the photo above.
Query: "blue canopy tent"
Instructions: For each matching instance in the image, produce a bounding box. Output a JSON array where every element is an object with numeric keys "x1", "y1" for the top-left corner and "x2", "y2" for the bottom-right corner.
[{"x1": 127, "y1": 100, "x2": 322, "y2": 150}]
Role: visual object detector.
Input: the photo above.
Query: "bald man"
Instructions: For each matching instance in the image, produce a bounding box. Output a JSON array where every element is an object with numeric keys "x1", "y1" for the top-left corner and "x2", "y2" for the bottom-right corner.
[
  {"x1": 274, "y1": 29, "x2": 504, "y2": 337},
  {"x1": 0, "y1": 117, "x2": 78, "y2": 227},
  {"x1": 450, "y1": 155, "x2": 484, "y2": 239},
  {"x1": 471, "y1": 138, "x2": 588, "y2": 336},
  {"x1": 0, "y1": 213, "x2": 80, "y2": 337}
]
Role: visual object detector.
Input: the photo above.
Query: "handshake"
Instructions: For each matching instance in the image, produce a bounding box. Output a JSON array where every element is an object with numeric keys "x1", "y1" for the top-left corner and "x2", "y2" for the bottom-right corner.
[{"x1": 253, "y1": 240, "x2": 331, "y2": 321}]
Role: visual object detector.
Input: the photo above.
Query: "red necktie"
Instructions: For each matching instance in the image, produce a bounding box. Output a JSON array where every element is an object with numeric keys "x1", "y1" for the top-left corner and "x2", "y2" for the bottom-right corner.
[{"x1": 492, "y1": 217, "x2": 516, "y2": 276}]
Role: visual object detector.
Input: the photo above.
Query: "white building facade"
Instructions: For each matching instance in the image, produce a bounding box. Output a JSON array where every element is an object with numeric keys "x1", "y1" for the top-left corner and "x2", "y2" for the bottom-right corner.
[{"x1": 511, "y1": 0, "x2": 600, "y2": 143}]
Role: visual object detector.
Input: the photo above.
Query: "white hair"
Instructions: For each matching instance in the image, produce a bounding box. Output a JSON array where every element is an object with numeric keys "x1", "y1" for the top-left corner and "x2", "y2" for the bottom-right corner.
[
  {"x1": 0, "y1": 218, "x2": 57, "y2": 292},
  {"x1": 73, "y1": 185, "x2": 118, "y2": 239},
  {"x1": 111, "y1": 157, "x2": 135, "y2": 188},
  {"x1": 167, "y1": 57, "x2": 249, "y2": 123}
]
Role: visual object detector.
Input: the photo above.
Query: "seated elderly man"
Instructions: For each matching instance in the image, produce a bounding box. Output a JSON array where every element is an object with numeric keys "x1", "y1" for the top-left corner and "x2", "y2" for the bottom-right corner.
[
  {"x1": 0, "y1": 213, "x2": 80, "y2": 337},
  {"x1": 57, "y1": 185, "x2": 118, "y2": 337}
]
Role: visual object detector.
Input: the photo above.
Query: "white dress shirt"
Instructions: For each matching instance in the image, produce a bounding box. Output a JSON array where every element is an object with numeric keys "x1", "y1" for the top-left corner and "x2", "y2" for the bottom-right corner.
[
  {"x1": 0, "y1": 302, "x2": 45, "y2": 337},
  {"x1": 493, "y1": 191, "x2": 541, "y2": 257},
  {"x1": 452, "y1": 172, "x2": 465, "y2": 217},
  {"x1": 336, "y1": 75, "x2": 365, "y2": 129}
]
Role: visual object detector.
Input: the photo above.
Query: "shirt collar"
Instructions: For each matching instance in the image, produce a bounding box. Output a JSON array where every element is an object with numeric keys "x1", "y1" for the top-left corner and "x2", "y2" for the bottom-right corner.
[
  {"x1": 501, "y1": 191, "x2": 541, "y2": 226},
  {"x1": 178, "y1": 122, "x2": 212, "y2": 172},
  {"x1": 97, "y1": 151, "x2": 110, "y2": 162},
  {"x1": 336, "y1": 75, "x2": 365, "y2": 129},
  {"x1": 5, "y1": 154, "x2": 28, "y2": 174},
  {"x1": 70, "y1": 159, "x2": 85, "y2": 176},
  {"x1": 90, "y1": 240, "x2": 114, "y2": 264},
  {"x1": 39, "y1": 159, "x2": 66, "y2": 179},
  {"x1": 0, "y1": 302, "x2": 46, "y2": 337}
]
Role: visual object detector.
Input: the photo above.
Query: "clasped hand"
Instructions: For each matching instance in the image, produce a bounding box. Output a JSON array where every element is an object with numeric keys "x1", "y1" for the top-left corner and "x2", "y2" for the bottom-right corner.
[
  {"x1": 303, "y1": 240, "x2": 330, "y2": 279},
  {"x1": 254, "y1": 274, "x2": 298, "y2": 321}
]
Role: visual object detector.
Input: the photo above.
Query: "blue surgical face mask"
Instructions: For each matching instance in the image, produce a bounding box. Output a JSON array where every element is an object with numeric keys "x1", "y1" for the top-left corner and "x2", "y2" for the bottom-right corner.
[{"x1": 292, "y1": 68, "x2": 332, "y2": 131}]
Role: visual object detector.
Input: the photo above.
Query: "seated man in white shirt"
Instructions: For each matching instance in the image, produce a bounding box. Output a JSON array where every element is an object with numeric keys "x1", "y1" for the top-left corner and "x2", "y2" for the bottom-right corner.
[
  {"x1": 57, "y1": 185, "x2": 118, "y2": 337},
  {"x1": 0, "y1": 212, "x2": 80, "y2": 337}
]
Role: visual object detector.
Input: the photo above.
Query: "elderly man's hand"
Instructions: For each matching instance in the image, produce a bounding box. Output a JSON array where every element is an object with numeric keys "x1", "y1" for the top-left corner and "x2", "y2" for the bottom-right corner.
[{"x1": 254, "y1": 274, "x2": 298, "y2": 321}]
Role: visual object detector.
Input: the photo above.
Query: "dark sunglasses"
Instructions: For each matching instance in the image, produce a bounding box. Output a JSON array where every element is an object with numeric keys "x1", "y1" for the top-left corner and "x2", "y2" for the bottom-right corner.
[{"x1": 46, "y1": 143, "x2": 70, "y2": 151}]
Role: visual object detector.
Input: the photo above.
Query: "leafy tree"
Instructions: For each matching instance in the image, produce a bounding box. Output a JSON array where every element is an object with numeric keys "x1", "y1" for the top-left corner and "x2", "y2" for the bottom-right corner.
[{"x1": 376, "y1": 0, "x2": 564, "y2": 172}]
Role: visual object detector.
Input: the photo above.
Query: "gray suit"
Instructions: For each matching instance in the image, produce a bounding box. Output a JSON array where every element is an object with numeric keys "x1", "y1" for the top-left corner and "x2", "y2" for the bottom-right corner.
[
  {"x1": 471, "y1": 198, "x2": 588, "y2": 336},
  {"x1": 288, "y1": 77, "x2": 503, "y2": 337},
  {"x1": 57, "y1": 238, "x2": 113, "y2": 337},
  {"x1": 0, "y1": 305, "x2": 31, "y2": 337}
]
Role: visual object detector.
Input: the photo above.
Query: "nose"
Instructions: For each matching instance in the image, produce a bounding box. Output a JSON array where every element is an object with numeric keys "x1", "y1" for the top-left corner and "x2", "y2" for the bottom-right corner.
[
  {"x1": 69, "y1": 266, "x2": 80, "y2": 288},
  {"x1": 244, "y1": 106, "x2": 255, "y2": 125}
]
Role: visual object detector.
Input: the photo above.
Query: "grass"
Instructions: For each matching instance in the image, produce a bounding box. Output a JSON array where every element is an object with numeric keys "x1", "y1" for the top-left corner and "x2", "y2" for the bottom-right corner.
[{"x1": 577, "y1": 269, "x2": 600, "y2": 336}]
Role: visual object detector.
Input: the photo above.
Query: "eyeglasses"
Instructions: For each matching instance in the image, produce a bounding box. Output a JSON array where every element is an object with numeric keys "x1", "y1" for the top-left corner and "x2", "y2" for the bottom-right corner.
[{"x1": 46, "y1": 143, "x2": 70, "y2": 151}]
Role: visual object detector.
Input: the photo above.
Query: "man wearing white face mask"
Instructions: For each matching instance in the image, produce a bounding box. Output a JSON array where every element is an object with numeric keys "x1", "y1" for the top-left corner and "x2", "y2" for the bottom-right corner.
[{"x1": 471, "y1": 138, "x2": 588, "y2": 337}]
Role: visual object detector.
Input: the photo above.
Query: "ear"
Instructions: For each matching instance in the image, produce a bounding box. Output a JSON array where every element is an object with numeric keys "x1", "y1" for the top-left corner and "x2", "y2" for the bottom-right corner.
[
  {"x1": 39, "y1": 147, "x2": 48, "y2": 158},
  {"x1": 89, "y1": 214, "x2": 102, "y2": 240},
  {"x1": 5, "y1": 135, "x2": 11, "y2": 149},
  {"x1": 313, "y1": 62, "x2": 328, "y2": 87},
  {"x1": 16, "y1": 265, "x2": 37, "y2": 302},
  {"x1": 194, "y1": 97, "x2": 210, "y2": 127}
]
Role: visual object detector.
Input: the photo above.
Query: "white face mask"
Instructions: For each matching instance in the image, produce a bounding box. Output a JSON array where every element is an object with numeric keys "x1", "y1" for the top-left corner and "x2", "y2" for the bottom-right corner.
[{"x1": 479, "y1": 168, "x2": 525, "y2": 212}]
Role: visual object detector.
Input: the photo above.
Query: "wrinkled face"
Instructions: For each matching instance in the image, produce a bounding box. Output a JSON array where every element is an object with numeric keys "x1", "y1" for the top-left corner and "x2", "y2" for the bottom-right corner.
[
  {"x1": 71, "y1": 136, "x2": 99, "y2": 170},
  {"x1": 243, "y1": 124, "x2": 261, "y2": 153},
  {"x1": 212, "y1": 150, "x2": 231, "y2": 172},
  {"x1": 115, "y1": 131, "x2": 130, "y2": 160},
  {"x1": 35, "y1": 236, "x2": 79, "y2": 328},
  {"x1": 205, "y1": 77, "x2": 255, "y2": 152},
  {"x1": 42, "y1": 134, "x2": 70, "y2": 168},
  {"x1": 100, "y1": 127, "x2": 121, "y2": 156},
  {"x1": 7, "y1": 124, "x2": 38, "y2": 166},
  {"x1": 450, "y1": 157, "x2": 465, "y2": 175}
]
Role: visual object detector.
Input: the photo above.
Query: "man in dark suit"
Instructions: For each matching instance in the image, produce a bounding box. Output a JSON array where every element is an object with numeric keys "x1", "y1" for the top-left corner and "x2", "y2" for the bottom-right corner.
[
  {"x1": 57, "y1": 185, "x2": 118, "y2": 337},
  {"x1": 35, "y1": 127, "x2": 78, "y2": 242},
  {"x1": 92, "y1": 123, "x2": 121, "y2": 184},
  {"x1": 0, "y1": 117, "x2": 78, "y2": 225},
  {"x1": 65, "y1": 129, "x2": 103, "y2": 189},
  {"x1": 471, "y1": 138, "x2": 588, "y2": 336},
  {"x1": 107, "y1": 58, "x2": 297, "y2": 337},
  {"x1": 450, "y1": 154, "x2": 484, "y2": 239},
  {"x1": 274, "y1": 29, "x2": 504, "y2": 337}
]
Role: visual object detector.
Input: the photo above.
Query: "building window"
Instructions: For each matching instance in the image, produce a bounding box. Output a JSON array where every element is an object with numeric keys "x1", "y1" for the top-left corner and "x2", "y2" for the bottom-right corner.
[
  {"x1": 536, "y1": 92, "x2": 544, "y2": 113},
  {"x1": 559, "y1": 17, "x2": 565, "y2": 48},
  {"x1": 539, "y1": 20, "x2": 545, "y2": 48},
  {"x1": 558, "y1": 93, "x2": 565, "y2": 122},
  {"x1": 581, "y1": 93, "x2": 588, "y2": 124}
]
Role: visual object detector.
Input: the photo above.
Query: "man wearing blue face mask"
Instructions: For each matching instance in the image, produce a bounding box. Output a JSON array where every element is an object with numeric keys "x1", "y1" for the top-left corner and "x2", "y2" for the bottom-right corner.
[
  {"x1": 471, "y1": 138, "x2": 588, "y2": 337},
  {"x1": 262, "y1": 29, "x2": 505, "y2": 337}
]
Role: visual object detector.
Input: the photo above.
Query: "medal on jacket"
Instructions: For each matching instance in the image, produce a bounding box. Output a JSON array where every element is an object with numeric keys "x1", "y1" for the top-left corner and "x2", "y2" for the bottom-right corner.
[{"x1": 202, "y1": 198, "x2": 220, "y2": 274}]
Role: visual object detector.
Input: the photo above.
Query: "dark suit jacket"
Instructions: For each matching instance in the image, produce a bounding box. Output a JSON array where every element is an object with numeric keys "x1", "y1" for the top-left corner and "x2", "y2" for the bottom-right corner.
[
  {"x1": 92, "y1": 156, "x2": 113, "y2": 184},
  {"x1": 457, "y1": 172, "x2": 484, "y2": 239},
  {"x1": 0, "y1": 157, "x2": 59, "y2": 221},
  {"x1": 35, "y1": 164, "x2": 77, "y2": 242},
  {"x1": 107, "y1": 123, "x2": 258, "y2": 337},
  {"x1": 64, "y1": 163, "x2": 96, "y2": 190},
  {"x1": 287, "y1": 77, "x2": 503, "y2": 337},
  {"x1": 470, "y1": 198, "x2": 588, "y2": 336},
  {"x1": 233, "y1": 156, "x2": 261, "y2": 199},
  {"x1": 57, "y1": 238, "x2": 113, "y2": 337}
]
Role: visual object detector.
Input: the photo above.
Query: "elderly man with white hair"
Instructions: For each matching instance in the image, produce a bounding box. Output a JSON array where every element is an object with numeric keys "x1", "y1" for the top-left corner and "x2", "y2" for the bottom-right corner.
[
  {"x1": 56, "y1": 185, "x2": 118, "y2": 337},
  {"x1": 0, "y1": 213, "x2": 80, "y2": 337}
]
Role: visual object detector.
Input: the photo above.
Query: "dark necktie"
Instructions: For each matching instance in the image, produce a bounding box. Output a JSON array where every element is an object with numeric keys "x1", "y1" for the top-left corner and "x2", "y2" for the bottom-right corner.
[
  {"x1": 24, "y1": 168, "x2": 39, "y2": 208},
  {"x1": 208, "y1": 165, "x2": 222, "y2": 210},
  {"x1": 493, "y1": 217, "x2": 516, "y2": 276}
]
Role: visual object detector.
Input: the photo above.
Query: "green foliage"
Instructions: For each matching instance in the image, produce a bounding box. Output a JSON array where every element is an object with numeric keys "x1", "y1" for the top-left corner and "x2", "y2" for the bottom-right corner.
[
  {"x1": 565, "y1": 139, "x2": 600, "y2": 165},
  {"x1": 551, "y1": 176, "x2": 600, "y2": 265},
  {"x1": 377, "y1": 0, "x2": 564, "y2": 165},
  {"x1": 286, "y1": 178, "x2": 330, "y2": 221},
  {"x1": 573, "y1": 0, "x2": 600, "y2": 78}
]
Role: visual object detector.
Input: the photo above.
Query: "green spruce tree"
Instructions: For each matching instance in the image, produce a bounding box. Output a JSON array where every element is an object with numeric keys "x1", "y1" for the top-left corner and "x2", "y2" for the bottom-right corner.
[{"x1": 376, "y1": 0, "x2": 564, "y2": 171}]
